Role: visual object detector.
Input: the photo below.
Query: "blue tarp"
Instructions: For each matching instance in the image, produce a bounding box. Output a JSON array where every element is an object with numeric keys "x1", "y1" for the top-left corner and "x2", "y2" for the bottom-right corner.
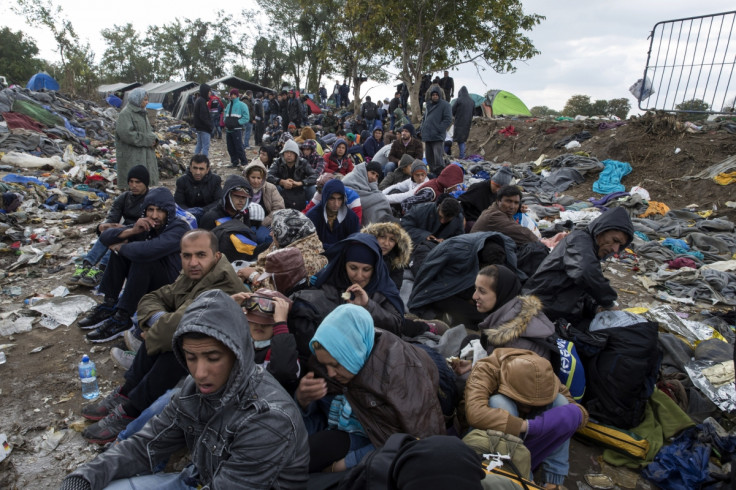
[
  {"x1": 106, "y1": 95, "x2": 122, "y2": 108},
  {"x1": 26, "y1": 72, "x2": 60, "y2": 92},
  {"x1": 592, "y1": 159, "x2": 632, "y2": 194}
]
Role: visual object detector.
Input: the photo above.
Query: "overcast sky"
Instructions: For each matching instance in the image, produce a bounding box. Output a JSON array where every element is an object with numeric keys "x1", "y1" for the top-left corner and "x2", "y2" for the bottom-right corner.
[{"x1": 3, "y1": 1, "x2": 735, "y2": 113}]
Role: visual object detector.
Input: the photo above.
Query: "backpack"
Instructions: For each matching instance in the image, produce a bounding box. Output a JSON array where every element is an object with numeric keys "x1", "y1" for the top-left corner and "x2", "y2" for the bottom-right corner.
[
  {"x1": 210, "y1": 98, "x2": 220, "y2": 111},
  {"x1": 526, "y1": 335, "x2": 586, "y2": 402},
  {"x1": 210, "y1": 217, "x2": 258, "y2": 262},
  {"x1": 364, "y1": 102, "x2": 377, "y2": 120},
  {"x1": 413, "y1": 343, "x2": 459, "y2": 424}
]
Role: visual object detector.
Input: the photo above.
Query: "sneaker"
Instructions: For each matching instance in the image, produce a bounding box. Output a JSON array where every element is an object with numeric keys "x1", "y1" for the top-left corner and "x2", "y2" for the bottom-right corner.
[
  {"x1": 81, "y1": 387, "x2": 125, "y2": 421},
  {"x1": 77, "y1": 302, "x2": 115, "y2": 330},
  {"x1": 82, "y1": 404, "x2": 134, "y2": 444},
  {"x1": 68, "y1": 264, "x2": 90, "y2": 285},
  {"x1": 86, "y1": 312, "x2": 131, "y2": 343},
  {"x1": 79, "y1": 266, "x2": 104, "y2": 288},
  {"x1": 110, "y1": 347, "x2": 136, "y2": 370},
  {"x1": 124, "y1": 328, "x2": 143, "y2": 353}
]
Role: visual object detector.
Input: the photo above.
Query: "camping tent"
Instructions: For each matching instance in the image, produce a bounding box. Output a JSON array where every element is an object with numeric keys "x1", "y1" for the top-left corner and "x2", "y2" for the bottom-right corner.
[
  {"x1": 173, "y1": 75, "x2": 275, "y2": 121},
  {"x1": 305, "y1": 96, "x2": 321, "y2": 115},
  {"x1": 483, "y1": 90, "x2": 532, "y2": 117},
  {"x1": 27, "y1": 72, "x2": 59, "y2": 92}
]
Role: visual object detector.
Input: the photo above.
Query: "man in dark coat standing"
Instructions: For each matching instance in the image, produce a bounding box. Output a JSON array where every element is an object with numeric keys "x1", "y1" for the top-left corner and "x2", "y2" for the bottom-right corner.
[
  {"x1": 452, "y1": 86, "x2": 475, "y2": 159},
  {"x1": 439, "y1": 70, "x2": 455, "y2": 101},
  {"x1": 193, "y1": 84, "x2": 214, "y2": 156},
  {"x1": 420, "y1": 86, "x2": 453, "y2": 175}
]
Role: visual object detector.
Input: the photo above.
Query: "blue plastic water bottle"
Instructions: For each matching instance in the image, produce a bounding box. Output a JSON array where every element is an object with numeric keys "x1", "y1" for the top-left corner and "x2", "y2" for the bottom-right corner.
[{"x1": 79, "y1": 355, "x2": 99, "y2": 400}]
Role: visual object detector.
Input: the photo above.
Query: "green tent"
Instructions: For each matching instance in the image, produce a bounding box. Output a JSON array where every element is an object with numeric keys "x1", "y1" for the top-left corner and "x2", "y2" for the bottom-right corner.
[{"x1": 484, "y1": 89, "x2": 532, "y2": 117}]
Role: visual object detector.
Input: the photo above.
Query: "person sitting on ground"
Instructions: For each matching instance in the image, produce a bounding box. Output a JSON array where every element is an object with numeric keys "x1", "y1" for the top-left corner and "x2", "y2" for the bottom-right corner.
[
  {"x1": 362, "y1": 221, "x2": 412, "y2": 290},
  {"x1": 289, "y1": 233, "x2": 405, "y2": 358},
  {"x1": 382, "y1": 160, "x2": 430, "y2": 211},
  {"x1": 402, "y1": 196, "x2": 464, "y2": 247},
  {"x1": 343, "y1": 161, "x2": 394, "y2": 225},
  {"x1": 362, "y1": 125, "x2": 384, "y2": 160},
  {"x1": 408, "y1": 231, "x2": 519, "y2": 328},
  {"x1": 450, "y1": 265, "x2": 555, "y2": 379},
  {"x1": 387, "y1": 124, "x2": 423, "y2": 175},
  {"x1": 79, "y1": 230, "x2": 247, "y2": 444},
  {"x1": 294, "y1": 304, "x2": 445, "y2": 473},
  {"x1": 69, "y1": 165, "x2": 150, "y2": 288},
  {"x1": 470, "y1": 185, "x2": 539, "y2": 246},
  {"x1": 244, "y1": 159, "x2": 285, "y2": 245},
  {"x1": 464, "y1": 348, "x2": 588, "y2": 489},
  {"x1": 379, "y1": 153, "x2": 413, "y2": 191},
  {"x1": 265, "y1": 116, "x2": 283, "y2": 145},
  {"x1": 322, "y1": 138, "x2": 355, "y2": 176},
  {"x1": 77, "y1": 188, "x2": 190, "y2": 343},
  {"x1": 306, "y1": 178, "x2": 360, "y2": 250},
  {"x1": 392, "y1": 108, "x2": 411, "y2": 135},
  {"x1": 401, "y1": 163, "x2": 464, "y2": 215},
  {"x1": 255, "y1": 247, "x2": 310, "y2": 297},
  {"x1": 61, "y1": 290, "x2": 309, "y2": 490},
  {"x1": 300, "y1": 139, "x2": 325, "y2": 174},
  {"x1": 459, "y1": 166, "x2": 514, "y2": 230},
  {"x1": 174, "y1": 154, "x2": 223, "y2": 221},
  {"x1": 303, "y1": 173, "x2": 363, "y2": 223},
  {"x1": 238, "y1": 209, "x2": 328, "y2": 291},
  {"x1": 249, "y1": 144, "x2": 277, "y2": 169},
  {"x1": 199, "y1": 175, "x2": 262, "y2": 260},
  {"x1": 232, "y1": 288, "x2": 300, "y2": 394},
  {"x1": 267, "y1": 139, "x2": 317, "y2": 209},
  {"x1": 522, "y1": 207, "x2": 634, "y2": 329}
]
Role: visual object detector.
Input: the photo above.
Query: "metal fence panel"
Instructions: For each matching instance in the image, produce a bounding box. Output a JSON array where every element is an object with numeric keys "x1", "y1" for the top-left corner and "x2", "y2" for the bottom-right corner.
[{"x1": 637, "y1": 11, "x2": 736, "y2": 114}]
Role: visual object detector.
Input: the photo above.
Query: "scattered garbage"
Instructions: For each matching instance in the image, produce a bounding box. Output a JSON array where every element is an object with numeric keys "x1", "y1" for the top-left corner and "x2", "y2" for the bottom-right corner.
[{"x1": 29, "y1": 295, "x2": 98, "y2": 329}]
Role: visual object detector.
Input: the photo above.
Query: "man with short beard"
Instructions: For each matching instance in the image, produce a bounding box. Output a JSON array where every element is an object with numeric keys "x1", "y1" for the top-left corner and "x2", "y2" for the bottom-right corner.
[
  {"x1": 267, "y1": 139, "x2": 317, "y2": 209},
  {"x1": 387, "y1": 123, "x2": 424, "y2": 174}
]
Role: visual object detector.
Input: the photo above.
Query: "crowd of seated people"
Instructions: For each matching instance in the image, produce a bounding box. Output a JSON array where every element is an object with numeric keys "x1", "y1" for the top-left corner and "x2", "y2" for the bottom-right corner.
[{"x1": 65, "y1": 88, "x2": 640, "y2": 489}]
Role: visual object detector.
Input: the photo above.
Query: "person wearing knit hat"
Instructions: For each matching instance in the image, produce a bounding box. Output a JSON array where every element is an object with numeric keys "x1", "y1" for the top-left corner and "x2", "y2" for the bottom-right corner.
[
  {"x1": 126, "y1": 165, "x2": 150, "y2": 188},
  {"x1": 266, "y1": 138, "x2": 317, "y2": 209},
  {"x1": 223, "y1": 88, "x2": 249, "y2": 167},
  {"x1": 365, "y1": 161, "x2": 383, "y2": 184},
  {"x1": 379, "y1": 153, "x2": 413, "y2": 191},
  {"x1": 381, "y1": 159, "x2": 430, "y2": 209},
  {"x1": 229, "y1": 88, "x2": 239, "y2": 97},
  {"x1": 458, "y1": 165, "x2": 515, "y2": 230}
]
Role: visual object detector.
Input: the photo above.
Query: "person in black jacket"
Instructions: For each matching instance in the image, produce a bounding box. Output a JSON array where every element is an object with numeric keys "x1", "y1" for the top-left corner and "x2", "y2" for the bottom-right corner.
[
  {"x1": 69, "y1": 165, "x2": 150, "y2": 288},
  {"x1": 452, "y1": 86, "x2": 474, "y2": 159},
  {"x1": 174, "y1": 154, "x2": 222, "y2": 222},
  {"x1": 361, "y1": 96, "x2": 379, "y2": 130},
  {"x1": 522, "y1": 207, "x2": 634, "y2": 328},
  {"x1": 306, "y1": 179, "x2": 360, "y2": 250},
  {"x1": 254, "y1": 92, "x2": 265, "y2": 146},
  {"x1": 193, "y1": 84, "x2": 214, "y2": 156},
  {"x1": 266, "y1": 139, "x2": 317, "y2": 209},
  {"x1": 458, "y1": 166, "x2": 514, "y2": 230},
  {"x1": 77, "y1": 188, "x2": 190, "y2": 343}
]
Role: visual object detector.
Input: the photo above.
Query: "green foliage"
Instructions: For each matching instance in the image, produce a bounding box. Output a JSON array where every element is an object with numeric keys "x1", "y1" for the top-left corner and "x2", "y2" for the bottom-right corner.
[
  {"x1": 529, "y1": 105, "x2": 560, "y2": 117},
  {"x1": 0, "y1": 27, "x2": 44, "y2": 84},
  {"x1": 251, "y1": 36, "x2": 289, "y2": 89},
  {"x1": 99, "y1": 24, "x2": 154, "y2": 83},
  {"x1": 607, "y1": 98, "x2": 631, "y2": 119},
  {"x1": 675, "y1": 98, "x2": 709, "y2": 121},
  {"x1": 562, "y1": 95, "x2": 631, "y2": 119},
  {"x1": 562, "y1": 94, "x2": 592, "y2": 117}
]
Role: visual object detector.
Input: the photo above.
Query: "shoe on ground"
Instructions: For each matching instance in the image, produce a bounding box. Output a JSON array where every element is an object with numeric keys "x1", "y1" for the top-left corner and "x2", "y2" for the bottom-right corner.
[
  {"x1": 82, "y1": 404, "x2": 134, "y2": 444},
  {"x1": 86, "y1": 311, "x2": 132, "y2": 343},
  {"x1": 78, "y1": 302, "x2": 115, "y2": 330},
  {"x1": 110, "y1": 347, "x2": 136, "y2": 370},
  {"x1": 68, "y1": 264, "x2": 90, "y2": 285},
  {"x1": 124, "y1": 328, "x2": 143, "y2": 353},
  {"x1": 79, "y1": 266, "x2": 103, "y2": 288},
  {"x1": 81, "y1": 387, "x2": 125, "y2": 421}
]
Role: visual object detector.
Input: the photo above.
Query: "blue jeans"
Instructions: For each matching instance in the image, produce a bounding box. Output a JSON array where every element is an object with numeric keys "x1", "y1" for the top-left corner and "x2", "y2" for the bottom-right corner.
[
  {"x1": 335, "y1": 94, "x2": 341, "y2": 109},
  {"x1": 365, "y1": 118, "x2": 375, "y2": 131},
  {"x1": 194, "y1": 131, "x2": 211, "y2": 156},
  {"x1": 390, "y1": 114, "x2": 396, "y2": 130},
  {"x1": 118, "y1": 388, "x2": 179, "y2": 442},
  {"x1": 243, "y1": 122, "x2": 253, "y2": 149},
  {"x1": 489, "y1": 393, "x2": 570, "y2": 484},
  {"x1": 210, "y1": 113, "x2": 221, "y2": 138},
  {"x1": 458, "y1": 141, "x2": 467, "y2": 159},
  {"x1": 84, "y1": 239, "x2": 111, "y2": 268},
  {"x1": 105, "y1": 464, "x2": 197, "y2": 490},
  {"x1": 382, "y1": 161, "x2": 397, "y2": 176}
]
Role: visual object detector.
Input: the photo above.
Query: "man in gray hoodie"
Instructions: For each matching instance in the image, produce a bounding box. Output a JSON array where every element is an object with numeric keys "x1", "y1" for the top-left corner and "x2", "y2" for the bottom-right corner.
[{"x1": 60, "y1": 289, "x2": 309, "y2": 490}]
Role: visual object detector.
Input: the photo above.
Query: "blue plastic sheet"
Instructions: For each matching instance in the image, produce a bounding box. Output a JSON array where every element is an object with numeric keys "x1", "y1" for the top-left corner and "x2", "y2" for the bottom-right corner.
[
  {"x1": 592, "y1": 159, "x2": 632, "y2": 194},
  {"x1": 2, "y1": 174, "x2": 50, "y2": 188},
  {"x1": 642, "y1": 428, "x2": 709, "y2": 490}
]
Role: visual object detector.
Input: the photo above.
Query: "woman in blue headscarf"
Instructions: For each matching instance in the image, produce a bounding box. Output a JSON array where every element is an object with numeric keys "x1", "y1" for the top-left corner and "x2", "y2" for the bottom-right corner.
[
  {"x1": 296, "y1": 304, "x2": 445, "y2": 473},
  {"x1": 115, "y1": 87, "x2": 159, "y2": 190}
]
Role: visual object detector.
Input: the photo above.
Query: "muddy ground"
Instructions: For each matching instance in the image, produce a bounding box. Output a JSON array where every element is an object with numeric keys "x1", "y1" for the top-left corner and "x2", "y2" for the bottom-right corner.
[{"x1": 1, "y1": 114, "x2": 735, "y2": 489}]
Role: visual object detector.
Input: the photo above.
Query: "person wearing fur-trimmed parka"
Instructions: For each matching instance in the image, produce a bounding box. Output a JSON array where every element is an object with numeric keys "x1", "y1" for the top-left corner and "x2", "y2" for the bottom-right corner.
[{"x1": 362, "y1": 221, "x2": 412, "y2": 290}]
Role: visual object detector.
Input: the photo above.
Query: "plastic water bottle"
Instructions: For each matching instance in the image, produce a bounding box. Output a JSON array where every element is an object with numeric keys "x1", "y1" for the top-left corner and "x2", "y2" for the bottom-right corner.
[{"x1": 78, "y1": 355, "x2": 99, "y2": 400}]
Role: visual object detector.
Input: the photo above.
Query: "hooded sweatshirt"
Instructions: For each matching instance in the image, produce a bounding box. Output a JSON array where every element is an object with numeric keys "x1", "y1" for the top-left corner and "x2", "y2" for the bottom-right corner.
[
  {"x1": 322, "y1": 138, "x2": 354, "y2": 175},
  {"x1": 522, "y1": 207, "x2": 634, "y2": 322},
  {"x1": 65, "y1": 290, "x2": 310, "y2": 488},
  {"x1": 199, "y1": 174, "x2": 253, "y2": 231},
  {"x1": 99, "y1": 187, "x2": 190, "y2": 281},
  {"x1": 193, "y1": 84, "x2": 214, "y2": 132},
  {"x1": 342, "y1": 163, "x2": 393, "y2": 225},
  {"x1": 243, "y1": 160, "x2": 285, "y2": 227},
  {"x1": 401, "y1": 164, "x2": 464, "y2": 214},
  {"x1": 306, "y1": 179, "x2": 360, "y2": 250}
]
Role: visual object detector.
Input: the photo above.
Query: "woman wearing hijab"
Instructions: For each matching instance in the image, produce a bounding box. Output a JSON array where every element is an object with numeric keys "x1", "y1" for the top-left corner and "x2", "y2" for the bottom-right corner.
[
  {"x1": 238, "y1": 209, "x2": 327, "y2": 290},
  {"x1": 295, "y1": 304, "x2": 445, "y2": 473},
  {"x1": 115, "y1": 88, "x2": 158, "y2": 189},
  {"x1": 451, "y1": 264, "x2": 556, "y2": 378},
  {"x1": 400, "y1": 163, "x2": 464, "y2": 215}
]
